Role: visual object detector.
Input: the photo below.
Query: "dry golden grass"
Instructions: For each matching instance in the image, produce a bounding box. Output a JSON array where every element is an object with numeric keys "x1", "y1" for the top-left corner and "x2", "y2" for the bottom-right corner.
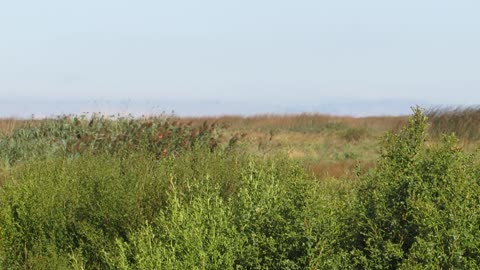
[
  {"x1": 186, "y1": 114, "x2": 397, "y2": 179},
  {"x1": 181, "y1": 113, "x2": 407, "y2": 132},
  {"x1": 426, "y1": 106, "x2": 480, "y2": 141},
  {"x1": 0, "y1": 118, "x2": 34, "y2": 135},
  {"x1": 309, "y1": 160, "x2": 376, "y2": 179}
]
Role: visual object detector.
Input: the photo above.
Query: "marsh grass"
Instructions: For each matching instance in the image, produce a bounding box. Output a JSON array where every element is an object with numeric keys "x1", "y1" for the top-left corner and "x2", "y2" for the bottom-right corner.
[
  {"x1": 182, "y1": 113, "x2": 407, "y2": 133},
  {"x1": 426, "y1": 106, "x2": 480, "y2": 141},
  {"x1": 0, "y1": 114, "x2": 233, "y2": 167},
  {"x1": 0, "y1": 118, "x2": 37, "y2": 136}
]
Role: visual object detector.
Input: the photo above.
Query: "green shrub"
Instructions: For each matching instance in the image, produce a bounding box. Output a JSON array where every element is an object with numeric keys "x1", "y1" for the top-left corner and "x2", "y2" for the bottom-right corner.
[
  {"x1": 314, "y1": 107, "x2": 480, "y2": 269},
  {"x1": 106, "y1": 192, "x2": 240, "y2": 270},
  {"x1": 0, "y1": 153, "x2": 162, "y2": 269},
  {"x1": 105, "y1": 157, "x2": 315, "y2": 270},
  {"x1": 231, "y1": 159, "x2": 313, "y2": 269},
  {"x1": 0, "y1": 148, "x2": 316, "y2": 269}
]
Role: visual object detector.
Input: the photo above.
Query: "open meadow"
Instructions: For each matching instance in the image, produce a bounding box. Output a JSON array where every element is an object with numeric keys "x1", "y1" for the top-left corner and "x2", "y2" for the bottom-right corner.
[{"x1": 0, "y1": 107, "x2": 480, "y2": 269}]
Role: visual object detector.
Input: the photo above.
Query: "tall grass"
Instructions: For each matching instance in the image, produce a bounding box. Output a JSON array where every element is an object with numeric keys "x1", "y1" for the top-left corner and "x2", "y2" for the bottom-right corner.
[
  {"x1": 0, "y1": 118, "x2": 37, "y2": 136},
  {"x1": 182, "y1": 113, "x2": 407, "y2": 133},
  {"x1": 0, "y1": 114, "x2": 233, "y2": 167},
  {"x1": 426, "y1": 106, "x2": 480, "y2": 141}
]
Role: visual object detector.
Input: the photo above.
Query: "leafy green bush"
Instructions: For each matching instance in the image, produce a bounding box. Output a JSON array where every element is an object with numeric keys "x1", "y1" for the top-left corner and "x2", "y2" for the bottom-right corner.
[
  {"x1": 105, "y1": 157, "x2": 315, "y2": 270},
  {"x1": 312, "y1": 108, "x2": 480, "y2": 269},
  {"x1": 105, "y1": 190, "x2": 241, "y2": 270},
  {"x1": 0, "y1": 148, "x2": 316, "y2": 269},
  {"x1": 231, "y1": 159, "x2": 313, "y2": 269}
]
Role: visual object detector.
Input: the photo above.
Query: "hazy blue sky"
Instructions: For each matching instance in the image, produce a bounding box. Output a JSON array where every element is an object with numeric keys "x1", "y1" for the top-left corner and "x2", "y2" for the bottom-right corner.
[{"x1": 1, "y1": 1, "x2": 480, "y2": 115}]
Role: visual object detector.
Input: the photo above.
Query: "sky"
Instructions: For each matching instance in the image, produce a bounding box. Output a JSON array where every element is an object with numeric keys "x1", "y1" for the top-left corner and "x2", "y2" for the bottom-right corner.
[{"x1": 1, "y1": 1, "x2": 480, "y2": 116}]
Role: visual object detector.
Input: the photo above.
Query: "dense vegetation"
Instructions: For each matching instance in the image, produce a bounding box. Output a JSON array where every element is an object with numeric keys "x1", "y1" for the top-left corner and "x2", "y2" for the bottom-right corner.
[
  {"x1": 0, "y1": 114, "x2": 231, "y2": 167},
  {"x1": 0, "y1": 108, "x2": 479, "y2": 269}
]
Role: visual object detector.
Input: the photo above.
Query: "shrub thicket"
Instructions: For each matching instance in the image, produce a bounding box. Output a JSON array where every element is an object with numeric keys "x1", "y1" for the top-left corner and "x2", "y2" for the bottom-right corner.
[
  {"x1": 0, "y1": 148, "x2": 316, "y2": 269},
  {"x1": 312, "y1": 108, "x2": 480, "y2": 269}
]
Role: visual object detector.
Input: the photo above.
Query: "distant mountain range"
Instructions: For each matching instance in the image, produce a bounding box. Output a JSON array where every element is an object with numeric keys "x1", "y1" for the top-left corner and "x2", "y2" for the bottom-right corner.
[{"x1": 0, "y1": 98, "x2": 433, "y2": 118}]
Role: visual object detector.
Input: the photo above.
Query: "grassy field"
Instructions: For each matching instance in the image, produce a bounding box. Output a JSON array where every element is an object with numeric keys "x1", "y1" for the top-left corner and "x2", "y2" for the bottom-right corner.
[
  {"x1": 0, "y1": 107, "x2": 480, "y2": 269},
  {"x1": 176, "y1": 116, "x2": 390, "y2": 180}
]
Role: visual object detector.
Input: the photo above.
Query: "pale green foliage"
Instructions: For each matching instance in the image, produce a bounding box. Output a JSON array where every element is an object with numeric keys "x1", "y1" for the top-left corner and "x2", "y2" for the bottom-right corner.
[{"x1": 107, "y1": 193, "x2": 240, "y2": 270}]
